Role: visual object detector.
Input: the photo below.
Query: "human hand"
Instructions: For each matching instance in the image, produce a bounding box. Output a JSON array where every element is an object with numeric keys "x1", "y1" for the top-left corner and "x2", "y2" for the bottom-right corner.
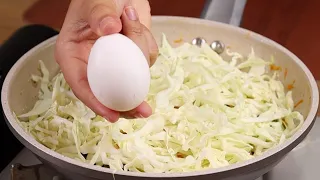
[{"x1": 55, "y1": 0, "x2": 158, "y2": 122}]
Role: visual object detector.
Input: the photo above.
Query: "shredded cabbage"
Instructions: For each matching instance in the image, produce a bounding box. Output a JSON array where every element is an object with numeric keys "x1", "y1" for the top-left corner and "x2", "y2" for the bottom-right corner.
[{"x1": 15, "y1": 34, "x2": 304, "y2": 173}]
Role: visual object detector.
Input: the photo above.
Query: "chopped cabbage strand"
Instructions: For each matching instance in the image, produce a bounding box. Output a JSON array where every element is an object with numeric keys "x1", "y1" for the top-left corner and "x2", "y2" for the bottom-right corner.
[{"x1": 15, "y1": 34, "x2": 304, "y2": 173}]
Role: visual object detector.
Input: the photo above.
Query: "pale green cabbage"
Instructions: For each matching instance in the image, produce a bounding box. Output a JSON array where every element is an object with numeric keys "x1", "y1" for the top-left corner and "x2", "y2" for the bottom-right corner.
[{"x1": 15, "y1": 34, "x2": 304, "y2": 173}]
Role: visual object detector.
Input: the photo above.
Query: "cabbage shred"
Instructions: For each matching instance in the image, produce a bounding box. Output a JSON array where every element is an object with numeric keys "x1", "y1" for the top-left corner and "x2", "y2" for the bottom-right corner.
[{"x1": 16, "y1": 34, "x2": 304, "y2": 173}]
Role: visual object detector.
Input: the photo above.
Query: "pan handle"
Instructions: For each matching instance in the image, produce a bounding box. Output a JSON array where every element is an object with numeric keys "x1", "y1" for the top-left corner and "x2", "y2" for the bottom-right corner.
[
  {"x1": 11, "y1": 163, "x2": 63, "y2": 180},
  {"x1": 11, "y1": 163, "x2": 41, "y2": 180}
]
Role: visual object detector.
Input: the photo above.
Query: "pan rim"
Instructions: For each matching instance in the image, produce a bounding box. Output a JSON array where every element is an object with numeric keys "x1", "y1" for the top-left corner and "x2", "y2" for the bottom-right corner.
[{"x1": 1, "y1": 16, "x2": 319, "y2": 178}]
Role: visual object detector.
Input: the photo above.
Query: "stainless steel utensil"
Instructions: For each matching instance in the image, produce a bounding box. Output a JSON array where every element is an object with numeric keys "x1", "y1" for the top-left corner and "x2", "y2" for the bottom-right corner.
[{"x1": 191, "y1": 37, "x2": 225, "y2": 54}]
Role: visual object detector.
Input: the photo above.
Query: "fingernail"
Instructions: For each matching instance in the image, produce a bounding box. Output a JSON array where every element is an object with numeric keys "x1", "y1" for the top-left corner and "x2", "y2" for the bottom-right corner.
[
  {"x1": 99, "y1": 17, "x2": 120, "y2": 35},
  {"x1": 99, "y1": 17, "x2": 113, "y2": 34},
  {"x1": 104, "y1": 116, "x2": 117, "y2": 123},
  {"x1": 103, "y1": 116, "x2": 110, "y2": 121},
  {"x1": 125, "y1": 6, "x2": 138, "y2": 21},
  {"x1": 134, "y1": 113, "x2": 145, "y2": 118}
]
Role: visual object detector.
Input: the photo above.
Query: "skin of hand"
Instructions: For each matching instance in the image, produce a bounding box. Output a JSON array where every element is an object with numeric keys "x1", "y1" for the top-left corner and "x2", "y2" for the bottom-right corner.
[{"x1": 55, "y1": 0, "x2": 158, "y2": 122}]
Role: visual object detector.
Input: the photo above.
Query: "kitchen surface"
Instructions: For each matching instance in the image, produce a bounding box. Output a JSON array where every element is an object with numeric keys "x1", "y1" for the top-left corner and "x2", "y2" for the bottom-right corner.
[{"x1": 0, "y1": 0, "x2": 319, "y2": 179}]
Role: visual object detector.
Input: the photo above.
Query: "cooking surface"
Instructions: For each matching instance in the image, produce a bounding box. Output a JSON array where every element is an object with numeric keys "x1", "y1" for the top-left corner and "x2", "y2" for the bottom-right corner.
[
  {"x1": 1, "y1": 116, "x2": 319, "y2": 180},
  {"x1": 0, "y1": 1, "x2": 318, "y2": 179}
]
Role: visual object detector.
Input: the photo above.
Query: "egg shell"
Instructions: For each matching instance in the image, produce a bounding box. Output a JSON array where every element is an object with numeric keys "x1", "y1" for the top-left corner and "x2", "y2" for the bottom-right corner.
[{"x1": 87, "y1": 33, "x2": 150, "y2": 112}]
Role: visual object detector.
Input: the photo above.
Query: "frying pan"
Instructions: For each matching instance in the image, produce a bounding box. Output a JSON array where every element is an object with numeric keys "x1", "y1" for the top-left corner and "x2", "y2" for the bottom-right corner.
[{"x1": 1, "y1": 16, "x2": 319, "y2": 180}]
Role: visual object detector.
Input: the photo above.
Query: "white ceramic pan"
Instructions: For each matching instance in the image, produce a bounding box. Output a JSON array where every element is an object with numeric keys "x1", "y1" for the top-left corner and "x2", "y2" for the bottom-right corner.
[{"x1": 1, "y1": 16, "x2": 319, "y2": 180}]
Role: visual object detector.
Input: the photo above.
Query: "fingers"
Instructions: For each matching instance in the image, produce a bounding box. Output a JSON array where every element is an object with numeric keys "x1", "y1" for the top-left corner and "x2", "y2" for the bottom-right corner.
[
  {"x1": 131, "y1": 0, "x2": 151, "y2": 29},
  {"x1": 57, "y1": 56, "x2": 120, "y2": 122},
  {"x1": 86, "y1": 0, "x2": 122, "y2": 36},
  {"x1": 133, "y1": 101, "x2": 153, "y2": 117},
  {"x1": 121, "y1": 6, "x2": 159, "y2": 66},
  {"x1": 84, "y1": 0, "x2": 152, "y2": 36},
  {"x1": 121, "y1": 6, "x2": 149, "y2": 62},
  {"x1": 142, "y1": 25, "x2": 159, "y2": 66},
  {"x1": 121, "y1": 101, "x2": 152, "y2": 119},
  {"x1": 120, "y1": 7, "x2": 155, "y2": 118}
]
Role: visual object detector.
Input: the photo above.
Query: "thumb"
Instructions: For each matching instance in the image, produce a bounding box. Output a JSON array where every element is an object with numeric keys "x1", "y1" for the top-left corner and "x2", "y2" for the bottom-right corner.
[
  {"x1": 86, "y1": 0, "x2": 122, "y2": 36},
  {"x1": 121, "y1": 6, "x2": 150, "y2": 64}
]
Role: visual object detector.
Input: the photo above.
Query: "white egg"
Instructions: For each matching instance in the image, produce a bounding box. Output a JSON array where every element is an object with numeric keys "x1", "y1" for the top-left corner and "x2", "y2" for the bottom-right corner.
[{"x1": 87, "y1": 33, "x2": 150, "y2": 112}]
